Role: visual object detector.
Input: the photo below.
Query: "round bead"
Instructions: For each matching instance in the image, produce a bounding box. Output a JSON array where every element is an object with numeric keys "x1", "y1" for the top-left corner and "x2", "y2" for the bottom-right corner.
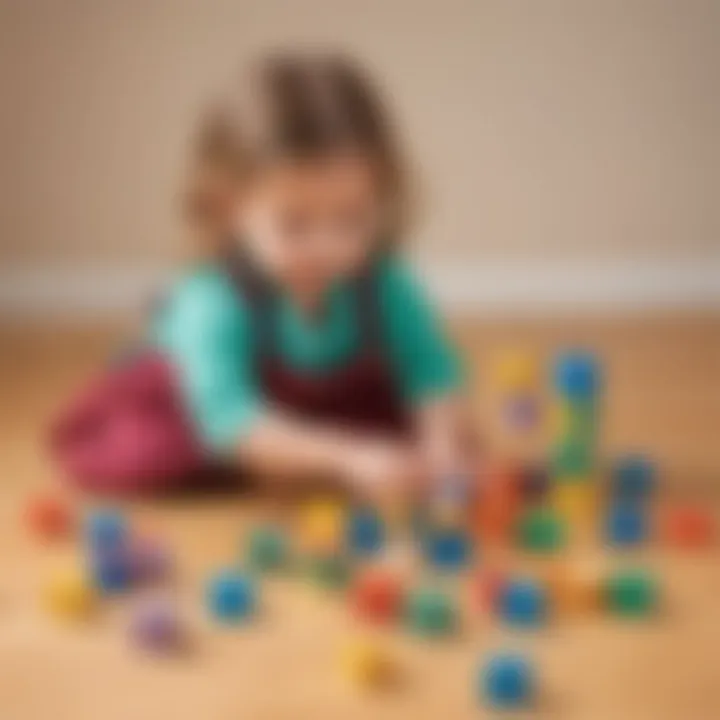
[
  {"x1": 405, "y1": 587, "x2": 457, "y2": 636},
  {"x1": 129, "y1": 597, "x2": 182, "y2": 652},
  {"x1": 351, "y1": 569, "x2": 404, "y2": 623},
  {"x1": 346, "y1": 507, "x2": 385, "y2": 557},
  {"x1": 424, "y1": 526, "x2": 473, "y2": 571},
  {"x1": 43, "y1": 564, "x2": 95, "y2": 620},
  {"x1": 341, "y1": 638, "x2": 395, "y2": 688},
  {"x1": 605, "y1": 569, "x2": 657, "y2": 617},
  {"x1": 662, "y1": 505, "x2": 715, "y2": 548},
  {"x1": 245, "y1": 525, "x2": 289, "y2": 572},
  {"x1": 85, "y1": 511, "x2": 127, "y2": 553},
  {"x1": 516, "y1": 507, "x2": 566, "y2": 553},
  {"x1": 207, "y1": 570, "x2": 257, "y2": 623},
  {"x1": 499, "y1": 579, "x2": 548, "y2": 627},
  {"x1": 480, "y1": 653, "x2": 534, "y2": 709},
  {"x1": 26, "y1": 494, "x2": 74, "y2": 540}
]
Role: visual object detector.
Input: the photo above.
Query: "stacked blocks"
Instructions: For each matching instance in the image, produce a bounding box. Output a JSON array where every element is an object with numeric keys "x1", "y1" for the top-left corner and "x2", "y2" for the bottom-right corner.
[
  {"x1": 207, "y1": 570, "x2": 257, "y2": 623},
  {"x1": 347, "y1": 507, "x2": 385, "y2": 557},
  {"x1": 612, "y1": 455, "x2": 656, "y2": 501},
  {"x1": 499, "y1": 579, "x2": 548, "y2": 627},
  {"x1": 86, "y1": 511, "x2": 132, "y2": 594},
  {"x1": 517, "y1": 506, "x2": 566, "y2": 553},
  {"x1": 246, "y1": 524, "x2": 289, "y2": 572},
  {"x1": 352, "y1": 568, "x2": 404, "y2": 623},
  {"x1": 405, "y1": 586, "x2": 457, "y2": 637},
  {"x1": 494, "y1": 350, "x2": 541, "y2": 433},
  {"x1": 605, "y1": 569, "x2": 657, "y2": 617},
  {"x1": 481, "y1": 653, "x2": 534, "y2": 709},
  {"x1": 605, "y1": 503, "x2": 648, "y2": 548}
]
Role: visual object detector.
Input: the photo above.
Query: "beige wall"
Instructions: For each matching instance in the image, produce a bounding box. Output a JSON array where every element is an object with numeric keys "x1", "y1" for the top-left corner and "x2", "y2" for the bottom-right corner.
[{"x1": 0, "y1": 0, "x2": 718, "y2": 269}]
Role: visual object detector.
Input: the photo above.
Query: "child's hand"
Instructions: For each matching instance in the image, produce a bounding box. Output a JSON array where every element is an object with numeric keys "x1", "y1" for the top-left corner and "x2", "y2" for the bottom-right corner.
[{"x1": 343, "y1": 441, "x2": 420, "y2": 500}]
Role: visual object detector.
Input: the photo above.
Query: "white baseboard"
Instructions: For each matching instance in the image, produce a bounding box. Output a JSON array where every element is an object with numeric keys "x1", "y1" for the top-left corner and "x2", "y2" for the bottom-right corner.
[{"x1": 1, "y1": 259, "x2": 719, "y2": 319}]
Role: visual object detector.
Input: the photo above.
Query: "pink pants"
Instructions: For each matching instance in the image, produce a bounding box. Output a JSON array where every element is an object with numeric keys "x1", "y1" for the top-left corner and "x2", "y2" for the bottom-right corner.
[{"x1": 49, "y1": 353, "x2": 206, "y2": 496}]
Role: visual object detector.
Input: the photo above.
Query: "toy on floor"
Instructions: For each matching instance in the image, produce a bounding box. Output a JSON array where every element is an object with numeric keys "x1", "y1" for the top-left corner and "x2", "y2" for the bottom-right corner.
[
  {"x1": 299, "y1": 499, "x2": 345, "y2": 554},
  {"x1": 662, "y1": 505, "x2": 716, "y2": 548},
  {"x1": 544, "y1": 560, "x2": 600, "y2": 614},
  {"x1": 605, "y1": 568, "x2": 658, "y2": 617},
  {"x1": 129, "y1": 596, "x2": 183, "y2": 652},
  {"x1": 206, "y1": 570, "x2": 257, "y2": 623},
  {"x1": 91, "y1": 549, "x2": 133, "y2": 594},
  {"x1": 499, "y1": 578, "x2": 548, "y2": 627},
  {"x1": 341, "y1": 637, "x2": 396, "y2": 689},
  {"x1": 405, "y1": 586, "x2": 457, "y2": 637},
  {"x1": 612, "y1": 455, "x2": 656, "y2": 501},
  {"x1": 351, "y1": 568, "x2": 404, "y2": 624},
  {"x1": 86, "y1": 510, "x2": 127, "y2": 553},
  {"x1": 480, "y1": 652, "x2": 534, "y2": 709},
  {"x1": 43, "y1": 563, "x2": 95, "y2": 620},
  {"x1": 26, "y1": 493, "x2": 75, "y2": 540},
  {"x1": 516, "y1": 506, "x2": 566, "y2": 553},
  {"x1": 245, "y1": 524, "x2": 289, "y2": 572},
  {"x1": 605, "y1": 502, "x2": 648, "y2": 548},
  {"x1": 346, "y1": 506, "x2": 385, "y2": 557}
]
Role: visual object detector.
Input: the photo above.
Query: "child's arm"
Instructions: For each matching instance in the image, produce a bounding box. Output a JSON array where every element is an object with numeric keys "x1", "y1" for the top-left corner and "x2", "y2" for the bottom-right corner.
[
  {"x1": 157, "y1": 269, "x2": 418, "y2": 496},
  {"x1": 381, "y1": 258, "x2": 479, "y2": 479}
]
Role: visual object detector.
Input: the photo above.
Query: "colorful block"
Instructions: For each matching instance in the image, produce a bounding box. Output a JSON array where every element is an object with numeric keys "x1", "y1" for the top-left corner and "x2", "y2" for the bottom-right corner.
[
  {"x1": 612, "y1": 455, "x2": 656, "y2": 501},
  {"x1": 91, "y1": 549, "x2": 132, "y2": 594},
  {"x1": 43, "y1": 563, "x2": 95, "y2": 620},
  {"x1": 605, "y1": 503, "x2": 648, "y2": 547},
  {"x1": 493, "y1": 350, "x2": 538, "y2": 391},
  {"x1": 424, "y1": 526, "x2": 473, "y2": 571},
  {"x1": 245, "y1": 524, "x2": 289, "y2": 572},
  {"x1": 552, "y1": 483, "x2": 597, "y2": 525},
  {"x1": 553, "y1": 351, "x2": 601, "y2": 400},
  {"x1": 299, "y1": 499, "x2": 345, "y2": 553},
  {"x1": 129, "y1": 596, "x2": 183, "y2": 652},
  {"x1": 351, "y1": 568, "x2": 404, "y2": 623},
  {"x1": 480, "y1": 653, "x2": 534, "y2": 709},
  {"x1": 341, "y1": 638, "x2": 396, "y2": 688},
  {"x1": 405, "y1": 586, "x2": 457, "y2": 637},
  {"x1": 605, "y1": 569, "x2": 657, "y2": 617},
  {"x1": 346, "y1": 507, "x2": 385, "y2": 557},
  {"x1": 662, "y1": 505, "x2": 715, "y2": 548},
  {"x1": 499, "y1": 579, "x2": 548, "y2": 627},
  {"x1": 516, "y1": 507, "x2": 565, "y2": 553},
  {"x1": 85, "y1": 510, "x2": 127, "y2": 553},
  {"x1": 26, "y1": 494, "x2": 74, "y2": 540},
  {"x1": 207, "y1": 570, "x2": 257, "y2": 623},
  {"x1": 544, "y1": 560, "x2": 600, "y2": 614},
  {"x1": 552, "y1": 438, "x2": 594, "y2": 476}
]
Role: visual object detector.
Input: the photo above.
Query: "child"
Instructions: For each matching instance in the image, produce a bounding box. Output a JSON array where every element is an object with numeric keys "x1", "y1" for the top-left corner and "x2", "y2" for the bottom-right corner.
[{"x1": 52, "y1": 51, "x2": 475, "y2": 499}]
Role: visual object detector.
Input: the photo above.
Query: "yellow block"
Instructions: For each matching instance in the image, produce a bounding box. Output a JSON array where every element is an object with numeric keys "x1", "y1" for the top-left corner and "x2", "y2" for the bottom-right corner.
[
  {"x1": 43, "y1": 563, "x2": 95, "y2": 620},
  {"x1": 341, "y1": 638, "x2": 395, "y2": 688},
  {"x1": 492, "y1": 350, "x2": 538, "y2": 391},
  {"x1": 552, "y1": 483, "x2": 597, "y2": 525},
  {"x1": 299, "y1": 499, "x2": 345, "y2": 553}
]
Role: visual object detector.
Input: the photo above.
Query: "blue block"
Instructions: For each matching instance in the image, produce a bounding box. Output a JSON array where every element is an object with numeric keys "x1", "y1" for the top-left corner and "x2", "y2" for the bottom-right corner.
[
  {"x1": 554, "y1": 351, "x2": 601, "y2": 400},
  {"x1": 86, "y1": 511, "x2": 127, "y2": 552},
  {"x1": 207, "y1": 571, "x2": 257, "y2": 623},
  {"x1": 481, "y1": 653, "x2": 534, "y2": 709},
  {"x1": 612, "y1": 455, "x2": 655, "y2": 501},
  {"x1": 91, "y1": 551, "x2": 132, "y2": 594},
  {"x1": 606, "y1": 503, "x2": 647, "y2": 547},
  {"x1": 346, "y1": 507, "x2": 385, "y2": 556},
  {"x1": 499, "y1": 579, "x2": 547, "y2": 627},
  {"x1": 425, "y1": 527, "x2": 473, "y2": 572}
]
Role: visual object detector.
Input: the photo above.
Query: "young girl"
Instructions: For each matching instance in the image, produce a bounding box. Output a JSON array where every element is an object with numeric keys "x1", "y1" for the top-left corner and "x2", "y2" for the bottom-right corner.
[{"x1": 53, "y1": 51, "x2": 476, "y2": 500}]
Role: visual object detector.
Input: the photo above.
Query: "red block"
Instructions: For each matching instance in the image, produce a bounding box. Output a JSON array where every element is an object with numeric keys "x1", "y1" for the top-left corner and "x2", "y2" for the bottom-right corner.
[
  {"x1": 663, "y1": 506, "x2": 715, "y2": 549},
  {"x1": 26, "y1": 494, "x2": 74, "y2": 539},
  {"x1": 351, "y1": 569, "x2": 404, "y2": 623}
]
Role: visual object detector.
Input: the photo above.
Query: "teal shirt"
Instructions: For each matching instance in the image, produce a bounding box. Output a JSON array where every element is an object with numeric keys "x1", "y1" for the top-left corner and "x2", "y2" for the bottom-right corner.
[{"x1": 153, "y1": 257, "x2": 462, "y2": 452}]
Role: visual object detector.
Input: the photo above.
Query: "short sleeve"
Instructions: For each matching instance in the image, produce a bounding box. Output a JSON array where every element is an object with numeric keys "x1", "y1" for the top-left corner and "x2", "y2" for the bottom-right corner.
[
  {"x1": 378, "y1": 256, "x2": 463, "y2": 402},
  {"x1": 154, "y1": 267, "x2": 263, "y2": 452}
]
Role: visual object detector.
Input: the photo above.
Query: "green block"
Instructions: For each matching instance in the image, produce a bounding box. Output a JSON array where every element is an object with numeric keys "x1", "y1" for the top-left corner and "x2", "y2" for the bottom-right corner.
[
  {"x1": 605, "y1": 569, "x2": 658, "y2": 617},
  {"x1": 305, "y1": 554, "x2": 352, "y2": 590},
  {"x1": 517, "y1": 507, "x2": 566, "y2": 553},
  {"x1": 245, "y1": 525, "x2": 289, "y2": 572},
  {"x1": 405, "y1": 587, "x2": 457, "y2": 636},
  {"x1": 552, "y1": 438, "x2": 595, "y2": 476}
]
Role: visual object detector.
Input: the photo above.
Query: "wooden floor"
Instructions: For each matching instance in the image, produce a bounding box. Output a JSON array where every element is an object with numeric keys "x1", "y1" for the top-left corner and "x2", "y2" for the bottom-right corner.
[{"x1": 0, "y1": 316, "x2": 719, "y2": 720}]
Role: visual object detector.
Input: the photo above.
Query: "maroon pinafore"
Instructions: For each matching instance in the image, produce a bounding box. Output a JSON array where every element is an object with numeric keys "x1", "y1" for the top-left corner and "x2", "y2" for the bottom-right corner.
[{"x1": 50, "y1": 254, "x2": 410, "y2": 495}]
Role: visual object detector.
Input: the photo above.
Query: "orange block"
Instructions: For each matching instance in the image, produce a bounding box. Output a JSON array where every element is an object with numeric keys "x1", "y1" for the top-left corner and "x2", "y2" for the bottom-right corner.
[
  {"x1": 662, "y1": 505, "x2": 715, "y2": 549},
  {"x1": 544, "y1": 560, "x2": 600, "y2": 614}
]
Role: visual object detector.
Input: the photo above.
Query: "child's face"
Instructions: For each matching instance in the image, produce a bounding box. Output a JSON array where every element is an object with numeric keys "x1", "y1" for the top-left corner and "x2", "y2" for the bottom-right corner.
[{"x1": 236, "y1": 154, "x2": 383, "y2": 294}]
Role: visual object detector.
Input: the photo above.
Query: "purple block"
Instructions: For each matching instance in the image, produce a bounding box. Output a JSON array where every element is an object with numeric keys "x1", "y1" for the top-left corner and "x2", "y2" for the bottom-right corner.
[{"x1": 129, "y1": 597, "x2": 183, "y2": 652}]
